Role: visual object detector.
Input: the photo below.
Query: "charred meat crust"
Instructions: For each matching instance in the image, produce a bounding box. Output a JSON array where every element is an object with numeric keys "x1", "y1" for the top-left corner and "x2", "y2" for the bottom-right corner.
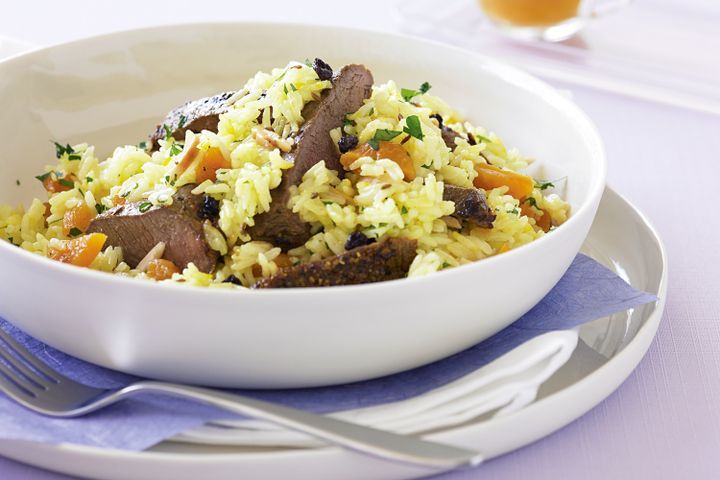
[
  {"x1": 248, "y1": 64, "x2": 374, "y2": 250},
  {"x1": 253, "y1": 237, "x2": 417, "y2": 288},
  {"x1": 443, "y1": 184, "x2": 496, "y2": 228},
  {"x1": 87, "y1": 185, "x2": 219, "y2": 272},
  {"x1": 149, "y1": 91, "x2": 236, "y2": 151}
]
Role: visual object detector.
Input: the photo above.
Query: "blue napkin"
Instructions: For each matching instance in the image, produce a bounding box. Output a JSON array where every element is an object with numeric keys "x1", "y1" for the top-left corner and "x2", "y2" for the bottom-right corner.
[{"x1": 0, "y1": 254, "x2": 656, "y2": 451}]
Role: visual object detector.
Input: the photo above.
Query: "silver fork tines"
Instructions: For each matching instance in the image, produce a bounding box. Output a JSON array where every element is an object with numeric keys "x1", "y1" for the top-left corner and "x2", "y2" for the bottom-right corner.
[
  {"x1": 0, "y1": 327, "x2": 483, "y2": 471},
  {"x1": 0, "y1": 331, "x2": 57, "y2": 382}
]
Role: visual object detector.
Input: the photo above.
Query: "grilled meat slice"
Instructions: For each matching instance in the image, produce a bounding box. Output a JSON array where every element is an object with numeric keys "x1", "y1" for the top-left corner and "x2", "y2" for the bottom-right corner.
[
  {"x1": 253, "y1": 237, "x2": 417, "y2": 288},
  {"x1": 443, "y1": 184, "x2": 495, "y2": 228},
  {"x1": 87, "y1": 185, "x2": 218, "y2": 272},
  {"x1": 149, "y1": 91, "x2": 236, "y2": 151},
  {"x1": 248, "y1": 63, "x2": 374, "y2": 249}
]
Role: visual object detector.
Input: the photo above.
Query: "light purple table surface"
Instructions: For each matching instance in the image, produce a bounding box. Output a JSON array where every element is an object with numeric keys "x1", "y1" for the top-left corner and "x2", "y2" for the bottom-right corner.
[{"x1": 1, "y1": 1, "x2": 719, "y2": 478}]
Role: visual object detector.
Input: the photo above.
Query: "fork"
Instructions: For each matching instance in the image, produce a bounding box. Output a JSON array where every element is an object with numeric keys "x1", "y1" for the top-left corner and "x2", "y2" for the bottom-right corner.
[{"x1": 0, "y1": 328, "x2": 482, "y2": 470}]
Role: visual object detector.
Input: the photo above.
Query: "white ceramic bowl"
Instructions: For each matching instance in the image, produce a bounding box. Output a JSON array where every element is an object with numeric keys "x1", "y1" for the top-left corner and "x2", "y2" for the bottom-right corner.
[{"x1": 0, "y1": 23, "x2": 605, "y2": 388}]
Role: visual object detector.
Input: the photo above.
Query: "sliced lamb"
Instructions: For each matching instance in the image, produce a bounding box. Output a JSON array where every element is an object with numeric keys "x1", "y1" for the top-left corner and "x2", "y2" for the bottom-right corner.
[
  {"x1": 87, "y1": 185, "x2": 219, "y2": 272},
  {"x1": 248, "y1": 63, "x2": 374, "y2": 249},
  {"x1": 253, "y1": 237, "x2": 417, "y2": 288}
]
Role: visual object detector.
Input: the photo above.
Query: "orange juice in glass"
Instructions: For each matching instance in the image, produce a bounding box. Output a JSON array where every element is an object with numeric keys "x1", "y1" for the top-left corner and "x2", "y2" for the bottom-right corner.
[{"x1": 479, "y1": 0, "x2": 631, "y2": 41}]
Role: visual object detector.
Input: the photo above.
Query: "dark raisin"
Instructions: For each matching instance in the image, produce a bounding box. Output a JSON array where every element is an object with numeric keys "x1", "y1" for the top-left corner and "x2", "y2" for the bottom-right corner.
[
  {"x1": 430, "y1": 113, "x2": 444, "y2": 128},
  {"x1": 223, "y1": 274, "x2": 243, "y2": 286},
  {"x1": 338, "y1": 135, "x2": 359, "y2": 154},
  {"x1": 198, "y1": 195, "x2": 220, "y2": 220},
  {"x1": 345, "y1": 231, "x2": 375, "y2": 251},
  {"x1": 312, "y1": 58, "x2": 333, "y2": 81},
  {"x1": 467, "y1": 132, "x2": 477, "y2": 146}
]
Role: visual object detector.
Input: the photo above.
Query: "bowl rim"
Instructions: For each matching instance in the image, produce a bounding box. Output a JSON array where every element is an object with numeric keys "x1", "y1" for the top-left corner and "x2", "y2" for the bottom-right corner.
[{"x1": 0, "y1": 20, "x2": 607, "y2": 296}]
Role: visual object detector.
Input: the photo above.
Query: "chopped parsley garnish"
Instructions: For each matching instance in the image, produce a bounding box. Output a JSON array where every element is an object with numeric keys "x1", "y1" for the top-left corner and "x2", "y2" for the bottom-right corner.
[
  {"x1": 53, "y1": 141, "x2": 75, "y2": 159},
  {"x1": 68, "y1": 154, "x2": 81, "y2": 161},
  {"x1": 403, "y1": 115, "x2": 424, "y2": 141},
  {"x1": 178, "y1": 114, "x2": 187, "y2": 129},
  {"x1": 400, "y1": 81, "x2": 432, "y2": 102},
  {"x1": 95, "y1": 204, "x2": 107, "y2": 214},
  {"x1": 303, "y1": 58, "x2": 313, "y2": 68},
  {"x1": 35, "y1": 172, "x2": 51, "y2": 182},
  {"x1": 322, "y1": 201, "x2": 335, "y2": 205},
  {"x1": 374, "y1": 129, "x2": 403, "y2": 141},
  {"x1": 535, "y1": 180, "x2": 555, "y2": 190},
  {"x1": 85, "y1": 176, "x2": 94, "y2": 183},
  {"x1": 58, "y1": 178, "x2": 74, "y2": 188},
  {"x1": 342, "y1": 116, "x2": 354, "y2": 127},
  {"x1": 68, "y1": 227, "x2": 83, "y2": 237},
  {"x1": 368, "y1": 107, "x2": 374, "y2": 116},
  {"x1": 474, "y1": 133, "x2": 492, "y2": 144},
  {"x1": 290, "y1": 83, "x2": 297, "y2": 91},
  {"x1": 169, "y1": 143, "x2": 183, "y2": 156},
  {"x1": 524, "y1": 197, "x2": 537, "y2": 207},
  {"x1": 400, "y1": 89, "x2": 416, "y2": 102},
  {"x1": 137, "y1": 141, "x2": 148, "y2": 150},
  {"x1": 283, "y1": 83, "x2": 288, "y2": 95},
  {"x1": 401, "y1": 206, "x2": 408, "y2": 214},
  {"x1": 441, "y1": 261, "x2": 451, "y2": 269},
  {"x1": 163, "y1": 123, "x2": 182, "y2": 155},
  {"x1": 368, "y1": 129, "x2": 402, "y2": 150},
  {"x1": 138, "y1": 201, "x2": 153, "y2": 213},
  {"x1": 507, "y1": 208, "x2": 519, "y2": 215}
]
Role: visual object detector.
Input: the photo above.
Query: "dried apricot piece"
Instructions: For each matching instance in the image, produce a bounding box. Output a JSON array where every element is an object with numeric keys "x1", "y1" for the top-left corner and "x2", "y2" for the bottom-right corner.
[
  {"x1": 146, "y1": 259, "x2": 181, "y2": 281},
  {"x1": 340, "y1": 142, "x2": 416, "y2": 181},
  {"x1": 48, "y1": 233, "x2": 107, "y2": 267},
  {"x1": 62, "y1": 204, "x2": 93, "y2": 236},
  {"x1": 196, "y1": 147, "x2": 230, "y2": 183},
  {"x1": 474, "y1": 163, "x2": 534, "y2": 199}
]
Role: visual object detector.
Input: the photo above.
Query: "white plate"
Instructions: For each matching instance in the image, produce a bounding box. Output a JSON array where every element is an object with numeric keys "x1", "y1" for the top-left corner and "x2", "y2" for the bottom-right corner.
[
  {"x1": 0, "y1": 186, "x2": 667, "y2": 479},
  {"x1": 0, "y1": 22, "x2": 605, "y2": 388}
]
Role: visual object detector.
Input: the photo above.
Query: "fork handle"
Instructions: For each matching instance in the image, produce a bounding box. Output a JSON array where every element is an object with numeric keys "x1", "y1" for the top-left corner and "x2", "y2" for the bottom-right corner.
[{"x1": 114, "y1": 381, "x2": 482, "y2": 470}]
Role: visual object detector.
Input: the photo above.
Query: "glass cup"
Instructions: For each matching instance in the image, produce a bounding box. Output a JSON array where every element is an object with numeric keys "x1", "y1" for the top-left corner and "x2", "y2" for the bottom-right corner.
[{"x1": 478, "y1": 0, "x2": 632, "y2": 42}]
